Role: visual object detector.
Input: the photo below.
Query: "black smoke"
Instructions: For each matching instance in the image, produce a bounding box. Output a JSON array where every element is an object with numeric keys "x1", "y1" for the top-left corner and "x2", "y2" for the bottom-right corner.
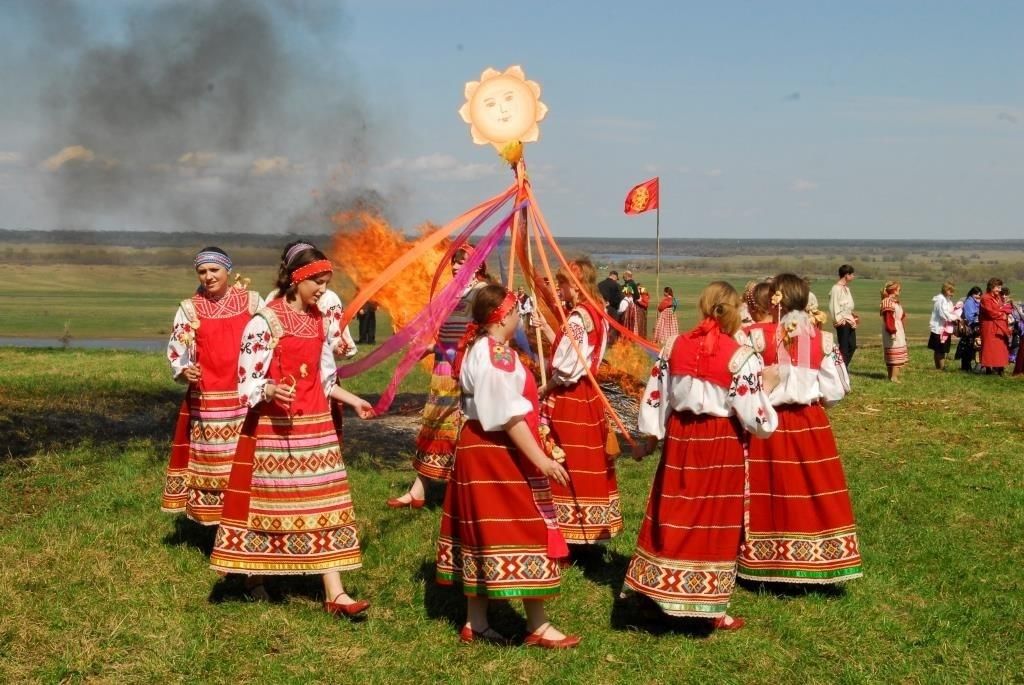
[{"x1": 29, "y1": 0, "x2": 396, "y2": 233}]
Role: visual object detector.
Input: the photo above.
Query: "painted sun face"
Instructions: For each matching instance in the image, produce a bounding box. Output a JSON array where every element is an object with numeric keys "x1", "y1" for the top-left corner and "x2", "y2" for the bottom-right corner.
[{"x1": 459, "y1": 66, "x2": 548, "y2": 147}]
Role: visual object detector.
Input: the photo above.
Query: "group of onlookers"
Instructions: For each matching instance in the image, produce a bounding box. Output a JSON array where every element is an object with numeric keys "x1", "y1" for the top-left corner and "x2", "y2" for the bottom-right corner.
[{"x1": 947, "y1": 278, "x2": 1023, "y2": 376}]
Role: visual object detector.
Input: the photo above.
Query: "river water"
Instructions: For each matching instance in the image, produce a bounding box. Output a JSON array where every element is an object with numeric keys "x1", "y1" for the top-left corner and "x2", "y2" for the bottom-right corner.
[{"x1": 0, "y1": 337, "x2": 165, "y2": 352}]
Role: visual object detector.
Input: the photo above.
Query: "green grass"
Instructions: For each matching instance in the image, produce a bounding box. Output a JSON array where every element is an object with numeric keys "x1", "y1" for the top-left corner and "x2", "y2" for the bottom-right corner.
[
  {"x1": 1, "y1": 345, "x2": 1022, "y2": 684},
  {"x1": 0, "y1": 262, "x2": 955, "y2": 344}
]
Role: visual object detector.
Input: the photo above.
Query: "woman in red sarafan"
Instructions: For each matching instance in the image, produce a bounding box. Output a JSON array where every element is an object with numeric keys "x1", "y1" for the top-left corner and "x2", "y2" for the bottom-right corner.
[
  {"x1": 436, "y1": 285, "x2": 580, "y2": 648},
  {"x1": 210, "y1": 246, "x2": 374, "y2": 617},
  {"x1": 388, "y1": 245, "x2": 490, "y2": 509},
  {"x1": 738, "y1": 273, "x2": 862, "y2": 586},
  {"x1": 978, "y1": 277, "x2": 1011, "y2": 374},
  {"x1": 162, "y1": 247, "x2": 263, "y2": 525},
  {"x1": 535, "y1": 257, "x2": 623, "y2": 547},
  {"x1": 624, "y1": 281, "x2": 777, "y2": 631}
]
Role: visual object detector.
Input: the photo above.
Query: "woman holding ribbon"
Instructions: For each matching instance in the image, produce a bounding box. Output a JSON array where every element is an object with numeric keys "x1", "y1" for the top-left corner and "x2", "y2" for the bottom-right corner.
[
  {"x1": 737, "y1": 273, "x2": 861, "y2": 585},
  {"x1": 436, "y1": 284, "x2": 579, "y2": 648},
  {"x1": 624, "y1": 281, "x2": 777, "y2": 631},
  {"x1": 535, "y1": 257, "x2": 622, "y2": 547},
  {"x1": 162, "y1": 247, "x2": 262, "y2": 526},
  {"x1": 210, "y1": 246, "x2": 374, "y2": 617},
  {"x1": 388, "y1": 245, "x2": 489, "y2": 509}
]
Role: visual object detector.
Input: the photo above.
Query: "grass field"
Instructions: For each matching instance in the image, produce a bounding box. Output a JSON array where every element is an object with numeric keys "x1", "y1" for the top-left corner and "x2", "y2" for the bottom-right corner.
[
  {"x1": 0, "y1": 261, "x2": 966, "y2": 343},
  {"x1": 1, "y1": 343, "x2": 1022, "y2": 683}
]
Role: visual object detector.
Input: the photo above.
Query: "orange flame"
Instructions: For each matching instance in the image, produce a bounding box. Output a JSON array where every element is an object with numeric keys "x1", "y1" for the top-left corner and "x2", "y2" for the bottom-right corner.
[
  {"x1": 600, "y1": 340, "x2": 652, "y2": 396},
  {"x1": 330, "y1": 210, "x2": 452, "y2": 331}
]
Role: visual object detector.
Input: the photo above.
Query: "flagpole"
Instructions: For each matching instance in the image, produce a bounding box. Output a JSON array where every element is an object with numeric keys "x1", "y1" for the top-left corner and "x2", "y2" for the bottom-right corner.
[{"x1": 655, "y1": 203, "x2": 661, "y2": 308}]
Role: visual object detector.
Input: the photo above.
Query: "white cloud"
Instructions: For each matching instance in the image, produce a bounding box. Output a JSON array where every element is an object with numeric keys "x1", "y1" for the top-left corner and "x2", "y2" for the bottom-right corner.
[
  {"x1": 0, "y1": 152, "x2": 21, "y2": 164},
  {"x1": 178, "y1": 151, "x2": 217, "y2": 168},
  {"x1": 40, "y1": 145, "x2": 117, "y2": 172},
  {"x1": 381, "y1": 154, "x2": 498, "y2": 182},
  {"x1": 792, "y1": 179, "x2": 819, "y2": 192},
  {"x1": 250, "y1": 156, "x2": 300, "y2": 176}
]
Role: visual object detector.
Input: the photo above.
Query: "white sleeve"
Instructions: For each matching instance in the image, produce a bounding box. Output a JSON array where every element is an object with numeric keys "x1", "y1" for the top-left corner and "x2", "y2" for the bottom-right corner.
[
  {"x1": 638, "y1": 342, "x2": 672, "y2": 440},
  {"x1": 321, "y1": 290, "x2": 358, "y2": 359},
  {"x1": 167, "y1": 305, "x2": 193, "y2": 383},
  {"x1": 238, "y1": 316, "x2": 275, "y2": 408},
  {"x1": 940, "y1": 298, "x2": 956, "y2": 323},
  {"x1": 828, "y1": 286, "x2": 843, "y2": 323},
  {"x1": 818, "y1": 339, "x2": 851, "y2": 407},
  {"x1": 551, "y1": 313, "x2": 589, "y2": 384},
  {"x1": 467, "y1": 351, "x2": 533, "y2": 432},
  {"x1": 727, "y1": 352, "x2": 778, "y2": 438},
  {"x1": 321, "y1": 333, "x2": 338, "y2": 397}
]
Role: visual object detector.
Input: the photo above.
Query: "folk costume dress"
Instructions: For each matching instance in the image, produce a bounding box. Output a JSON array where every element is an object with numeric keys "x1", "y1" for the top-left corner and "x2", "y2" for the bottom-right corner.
[
  {"x1": 978, "y1": 292, "x2": 1011, "y2": 369},
  {"x1": 543, "y1": 302, "x2": 623, "y2": 544},
  {"x1": 413, "y1": 278, "x2": 487, "y2": 481},
  {"x1": 209, "y1": 298, "x2": 362, "y2": 576},
  {"x1": 653, "y1": 294, "x2": 680, "y2": 346},
  {"x1": 162, "y1": 285, "x2": 262, "y2": 524},
  {"x1": 436, "y1": 335, "x2": 568, "y2": 598},
  {"x1": 737, "y1": 314, "x2": 862, "y2": 584},
  {"x1": 624, "y1": 323, "x2": 777, "y2": 618},
  {"x1": 880, "y1": 296, "x2": 908, "y2": 368}
]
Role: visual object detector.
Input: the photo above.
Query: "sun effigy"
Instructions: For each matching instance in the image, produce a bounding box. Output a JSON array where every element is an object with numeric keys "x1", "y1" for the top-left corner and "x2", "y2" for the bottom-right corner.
[{"x1": 459, "y1": 65, "x2": 548, "y2": 154}]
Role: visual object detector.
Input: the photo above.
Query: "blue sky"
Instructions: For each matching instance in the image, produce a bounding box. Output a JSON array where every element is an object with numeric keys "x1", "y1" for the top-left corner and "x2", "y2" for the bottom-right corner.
[{"x1": 0, "y1": 0, "x2": 1021, "y2": 239}]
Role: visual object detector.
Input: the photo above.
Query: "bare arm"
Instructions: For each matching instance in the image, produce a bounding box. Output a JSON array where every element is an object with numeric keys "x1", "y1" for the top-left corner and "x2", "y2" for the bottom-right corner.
[{"x1": 504, "y1": 417, "x2": 569, "y2": 487}]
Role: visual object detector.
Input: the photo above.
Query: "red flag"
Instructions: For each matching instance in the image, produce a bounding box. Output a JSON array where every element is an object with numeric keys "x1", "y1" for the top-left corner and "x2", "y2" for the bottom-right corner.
[{"x1": 624, "y1": 177, "x2": 659, "y2": 215}]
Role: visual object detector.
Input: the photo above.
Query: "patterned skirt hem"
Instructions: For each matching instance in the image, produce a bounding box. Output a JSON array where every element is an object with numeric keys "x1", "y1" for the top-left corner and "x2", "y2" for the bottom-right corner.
[
  {"x1": 737, "y1": 565, "x2": 863, "y2": 584},
  {"x1": 620, "y1": 584, "x2": 727, "y2": 618},
  {"x1": 560, "y1": 522, "x2": 624, "y2": 544},
  {"x1": 160, "y1": 502, "x2": 186, "y2": 513},
  {"x1": 436, "y1": 572, "x2": 560, "y2": 599},
  {"x1": 209, "y1": 559, "x2": 363, "y2": 576},
  {"x1": 184, "y1": 514, "x2": 221, "y2": 527}
]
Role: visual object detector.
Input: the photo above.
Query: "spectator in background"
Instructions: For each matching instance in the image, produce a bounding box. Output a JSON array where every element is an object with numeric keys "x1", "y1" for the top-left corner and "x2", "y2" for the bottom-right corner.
[
  {"x1": 829, "y1": 265, "x2": 859, "y2": 368},
  {"x1": 622, "y1": 270, "x2": 640, "y2": 299},
  {"x1": 598, "y1": 269, "x2": 623, "y2": 342},
  {"x1": 928, "y1": 281, "x2": 957, "y2": 370},
  {"x1": 956, "y1": 286, "x2": 982, "y2": 372},
  {"x1": 1004, "y1": 288, "x2": 1021, "y2": 367},
  {"x1": 517, "y1": 286, "x2": 535, "y2": 328},
  {"x1": 879, "y1": 281, "x2": 908, "y2": 383},
  {"x1": 979, "y1": 278, "x2": 1011, "y2": 375},
  {"x1": 636, "y1": 284, "x2": 651, "y2": 339},
  {"x1": 356, "y1": 299, "x2": 378, "y2": 344},
  {"x1": 653, "y1": 286, "x2": 680, "y2": 345}
]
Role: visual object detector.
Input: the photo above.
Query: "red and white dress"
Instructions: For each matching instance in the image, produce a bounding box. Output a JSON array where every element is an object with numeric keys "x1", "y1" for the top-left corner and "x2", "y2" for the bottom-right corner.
[
  {"x1": 624, "y1": 324, "x2": 777, "y2": 618},
  {"x1": 880, "y1": 296, "x2": 908, "y2": 367},
  {"x1": 436, "y1": 335, "x2": 567, "y2": 598},
  {"x1": 738, "y1": 314, "x2": 862, "y2": 584},
  {"x1": 162, "y1": 287, "x2": 262, "y2": 525},
  {"x1": 543, "y1": 302, "x2": 623, "y2": 544},
  {"x1": 653, "y1": 295, "x2": 679, "y2": 345},
  {"x1": 209, "y1": 298, "x2": 362, "y2": 575},
  {"x1": 413, "y1": 279, "x2": 487, "y2": 480}
]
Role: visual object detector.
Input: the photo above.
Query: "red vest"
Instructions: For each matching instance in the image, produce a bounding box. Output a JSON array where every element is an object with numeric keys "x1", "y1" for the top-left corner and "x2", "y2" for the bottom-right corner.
[{"x1": 668, "y1": 327, "x2": 740, "y2": 389}]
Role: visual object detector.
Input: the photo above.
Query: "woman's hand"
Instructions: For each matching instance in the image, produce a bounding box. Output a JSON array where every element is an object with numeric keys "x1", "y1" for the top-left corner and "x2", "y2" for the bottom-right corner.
[
  {"x1": 333, "y1": 338, "x2": 352, "y2": 357},
  {"x1": 352, "y1": 398, "x2": 375, "y2": 419},
  {"x1": 182, "y1": 365, "x2": 202, "y2": 383},
  {"x1": 265, "y1": 382, "x2": 295, "y2": 409},
  {"x1": 761, "y1": 364, "x2": 780, "y2": 393},
  {"x1": 540, "y1": 459, "x2": 570, "y2": 487}
]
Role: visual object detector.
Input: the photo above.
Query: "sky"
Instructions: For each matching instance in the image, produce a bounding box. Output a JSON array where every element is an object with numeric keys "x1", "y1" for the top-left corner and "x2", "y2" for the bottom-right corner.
[{"x1": 0, "y1": 0, "x2": 1021, "y2": 240}]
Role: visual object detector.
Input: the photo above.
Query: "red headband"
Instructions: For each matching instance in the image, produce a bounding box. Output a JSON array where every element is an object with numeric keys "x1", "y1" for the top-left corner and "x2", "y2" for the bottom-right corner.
[
  {"x1": 486, "y1": 292, "x2": 518, "y2": 324},
  {"x1": 290, "y1": 259, "x2": 333, "y2": 285}
]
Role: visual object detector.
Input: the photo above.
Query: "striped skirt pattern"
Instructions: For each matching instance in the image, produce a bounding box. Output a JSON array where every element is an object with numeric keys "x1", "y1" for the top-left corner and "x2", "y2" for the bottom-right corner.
[
  {"x1": 624, "y1": 412, "x2": 745, "y2": 618},
  {"x1": 413, "y1": 361, "x2": 462, "y2": 481},
  {"x1": 182, "y1": 388, "x2": 248, "y2": 525},
  {"x1": 436, "y1": 420, "x2": 561, "y2": 599},
  {"x1": 210, "y1": 411, "x2": 362, "y2": 575},
  {"x1": 738, "y1": 404, "x2": 862, "y2": 584},
  {"x1": 160, "y1": 397, "x2": 192, "y2": 513},
  {"x1": 546, "y1": 382, "x2": 623, "y2": 544}
]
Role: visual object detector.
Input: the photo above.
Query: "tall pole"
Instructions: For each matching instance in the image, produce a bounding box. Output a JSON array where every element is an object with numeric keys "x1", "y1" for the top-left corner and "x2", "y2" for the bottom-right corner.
[{"x1": 655, "y1": 204, "x2": 661, "y2": 307}]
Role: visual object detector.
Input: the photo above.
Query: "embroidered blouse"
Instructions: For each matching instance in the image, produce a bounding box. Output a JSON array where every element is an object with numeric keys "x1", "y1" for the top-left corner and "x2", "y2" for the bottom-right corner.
[
  {"x1": 638, "y1": 332, "x2": 778, "y2": 441},
  {"x1": 266, "y1": 288, "x2": 357, "y2": 359},
  {"x1": 236, "y1": 308, "x2": 337, "y2": 408},
  {"x1": 460, "y1": 336, "x2": 533, "y2": 432},
  {"x1": 550, "y1": 310, "x2": 608, "y2": 385}
]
